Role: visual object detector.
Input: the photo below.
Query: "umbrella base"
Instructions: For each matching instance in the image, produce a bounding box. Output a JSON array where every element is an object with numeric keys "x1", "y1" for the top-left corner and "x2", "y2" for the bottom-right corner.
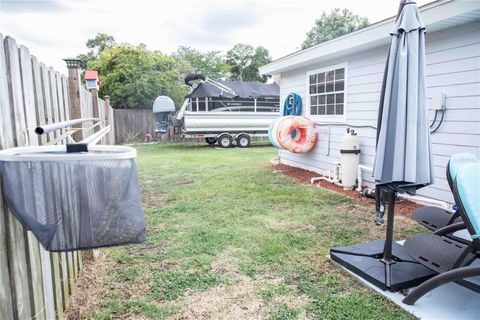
[{"x1": 330, "y1": 240, "x2": 437, "y2": 291}]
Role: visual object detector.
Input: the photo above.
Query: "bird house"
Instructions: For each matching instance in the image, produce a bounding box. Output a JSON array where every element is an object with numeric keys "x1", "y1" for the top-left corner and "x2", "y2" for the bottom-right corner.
[{"x1": 84, "y1": 70, "x2": 100, "y2": 90}]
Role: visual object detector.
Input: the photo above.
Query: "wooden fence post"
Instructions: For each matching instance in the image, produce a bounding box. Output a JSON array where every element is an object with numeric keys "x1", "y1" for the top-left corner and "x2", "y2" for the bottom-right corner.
[
  {"x1": 104, "y1": 95, "x2": 115, "y2": 144},
  {"x1": 104, "y1": 95, "x2": 110, "y2": 125},
  {"x1": 91, "y1": 89, "x2": 100, "y2": 133},
  {"x1": 63, "y1": 58, "x2": 84, "y2": 141}
]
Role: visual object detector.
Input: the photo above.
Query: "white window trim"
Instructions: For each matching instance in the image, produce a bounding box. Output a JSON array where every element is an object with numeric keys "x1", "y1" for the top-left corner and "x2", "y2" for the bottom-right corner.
[{"x1": 305, "y1": 62, "x2": 348, "y2": 123}]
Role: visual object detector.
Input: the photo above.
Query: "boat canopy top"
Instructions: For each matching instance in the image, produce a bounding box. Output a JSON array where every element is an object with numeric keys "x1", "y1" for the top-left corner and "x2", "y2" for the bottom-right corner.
[{"x1": 187, "y1": 81, "x2": 279, "y2": 99}]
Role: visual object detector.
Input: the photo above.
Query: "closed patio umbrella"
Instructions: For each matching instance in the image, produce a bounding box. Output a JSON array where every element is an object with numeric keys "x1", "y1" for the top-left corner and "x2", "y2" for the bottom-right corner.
[
  {"x1": 330, "y1": 0, "x2": 436, "y2": 291},
  {"x1": 374, "y1": 0, "x2": 434, "y2": 194},
  {"x1": 374, "y1": 0, "x2": 434, "y2": 278}
]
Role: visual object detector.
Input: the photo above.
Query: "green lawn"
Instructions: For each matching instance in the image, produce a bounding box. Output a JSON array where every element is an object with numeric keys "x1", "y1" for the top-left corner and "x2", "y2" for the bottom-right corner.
[{"x1": 69, "y1": 143, "x2": 419, "y2": 320}]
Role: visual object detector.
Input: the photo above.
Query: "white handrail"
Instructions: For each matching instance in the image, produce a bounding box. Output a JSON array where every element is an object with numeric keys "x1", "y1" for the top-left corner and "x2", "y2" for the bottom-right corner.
[
  {"x1": 80, "y1": 125, "x2": 111, "y2": 145},
  {"x1": 35, "y1": 118, "x2": 100, "y2": 135}
]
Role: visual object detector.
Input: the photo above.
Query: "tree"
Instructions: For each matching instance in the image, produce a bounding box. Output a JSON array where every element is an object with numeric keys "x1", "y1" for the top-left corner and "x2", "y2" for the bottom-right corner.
[
  {"x1": 78, "y1": 33, "x2": 116, "y2": 64},
  {"x1": 302, "y1": 9, "x2": 369, "y2": 49},
  {"x1": 226, "y1": 44, "x2": 272, "y2": 82},
  {"x1": 173, "y1": 46, "x2": 229, "y2": 80},
  {"x1": 87, "y1": 45, "x2": 188, "y2": 109}
]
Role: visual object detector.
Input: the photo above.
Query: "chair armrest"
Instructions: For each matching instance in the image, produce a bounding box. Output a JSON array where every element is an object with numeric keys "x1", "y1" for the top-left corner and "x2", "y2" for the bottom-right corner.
[{"x1": 433, "y1": 222, "x2": 466, "y2": 236}]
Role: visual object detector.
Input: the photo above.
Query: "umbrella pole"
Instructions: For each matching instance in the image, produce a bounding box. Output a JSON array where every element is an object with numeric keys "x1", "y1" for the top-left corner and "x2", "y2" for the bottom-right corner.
[
  {"x1": 374, "y1": 188, "x2": 384, "y2": 225},
  {"x1": 382, "y1": 191, "x2": 396, "y2": 288},
  {"x1": 383, "y1": 191, "x2": 396, "y2": 261}
]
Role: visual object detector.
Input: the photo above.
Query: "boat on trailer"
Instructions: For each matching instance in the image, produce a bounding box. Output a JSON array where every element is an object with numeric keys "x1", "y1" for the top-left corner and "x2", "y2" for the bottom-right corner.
[{"x1": 173, "y1": 74, "x2": 280, "y2": 147}]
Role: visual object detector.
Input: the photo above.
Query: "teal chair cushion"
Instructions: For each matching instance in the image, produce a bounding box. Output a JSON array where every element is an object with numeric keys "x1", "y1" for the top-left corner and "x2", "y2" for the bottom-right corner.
[
  {"x1": 455, "y1": 163, "x2": 480, "y2": 239},
  {"x1": 449, "y1": 153, "x2": 478, "y2": 181}
]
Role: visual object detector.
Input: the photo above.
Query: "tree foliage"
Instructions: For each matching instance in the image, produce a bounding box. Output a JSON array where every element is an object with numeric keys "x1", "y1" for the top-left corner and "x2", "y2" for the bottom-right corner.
[
  {"x1": 302, "y1": 9, "x2": 369, "y2": 49},
  {"x1": 173, "y1": 46, "x2": 229, "y2": 80},
  {"x1": 78, "y1": 34, "x2": 273, "y2": 109},
  {"x1": 78, "y1": 33, "x2": 116, "y2": 64},
  {"x1": 88, "y1": 45, "x2": 188, "y2": 109},
  {"x1": 226, "y1": 44, "x2": 272, "y2": 82}
]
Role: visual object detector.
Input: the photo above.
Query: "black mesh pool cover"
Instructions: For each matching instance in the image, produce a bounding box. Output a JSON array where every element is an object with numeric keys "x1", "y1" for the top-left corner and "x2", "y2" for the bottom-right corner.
[{"x1": 0, "y1": 158, "x2": 146, "y2": 251}]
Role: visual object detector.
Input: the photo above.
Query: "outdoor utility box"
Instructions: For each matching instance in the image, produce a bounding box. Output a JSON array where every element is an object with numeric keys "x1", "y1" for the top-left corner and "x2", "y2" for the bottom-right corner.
[
  {"x1": 153, "y1": 96, "x2": 175, "y2": 134},
  {"x1": 84, "y1": 70, "x2": 100, "y2": 90}
]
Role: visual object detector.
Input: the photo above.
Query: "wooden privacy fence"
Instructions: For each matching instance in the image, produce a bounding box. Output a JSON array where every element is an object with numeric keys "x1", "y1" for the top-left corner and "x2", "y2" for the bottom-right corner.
[
  {"x1": 0, "y1": 34, "x2": 114, "y2": 319},
  {"x1": 114, "y1": 109, "x2": 185, "y2": 144},
  {"x1": 80, "y1": 87, "x2": 115, "y2": 144}
]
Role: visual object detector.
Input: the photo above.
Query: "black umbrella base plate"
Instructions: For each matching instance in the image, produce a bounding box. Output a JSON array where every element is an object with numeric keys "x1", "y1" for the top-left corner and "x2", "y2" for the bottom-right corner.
[{"x1": 330, "y1": 240, "x2": 437, "y2": 292}]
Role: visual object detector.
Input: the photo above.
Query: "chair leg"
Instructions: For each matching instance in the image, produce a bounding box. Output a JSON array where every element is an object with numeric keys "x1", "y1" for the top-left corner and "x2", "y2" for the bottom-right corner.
[{"x1": 402, "y1": 266, "x2": 480, "y2": 305}]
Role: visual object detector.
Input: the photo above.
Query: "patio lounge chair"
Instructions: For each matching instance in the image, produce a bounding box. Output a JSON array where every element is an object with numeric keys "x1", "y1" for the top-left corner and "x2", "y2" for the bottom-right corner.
[
  {"x1": 412, "y1": 153, "x2": 478, "y2": 242},
  {"x1": 402, "y1": 163, "x2": 480, "y2": 305}
]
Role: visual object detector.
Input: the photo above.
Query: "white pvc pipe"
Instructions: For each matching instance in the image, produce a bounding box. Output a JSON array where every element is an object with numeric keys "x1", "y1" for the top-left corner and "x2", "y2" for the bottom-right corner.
[
  {"x1": 310, "y1": 162, "x2": 342, "y2": 187},
  {"x1": 270, "y1": 156, "x2": 280, "y2": 165},
  {"x1": 35, "y1": 118, "x2": 100, "y2": 135},
  {"x1": 398, "y1": 193, "x2": 451, "y2": 211},
  {"x1": 80, "y1": 125, "x2": 111, "y2": 145},
  {"x1": 357, "y1": 165, "x2": 373, "y2": 192},
  {"x1": 354, "y1": 164, "x2": 450, "y2": 210}
]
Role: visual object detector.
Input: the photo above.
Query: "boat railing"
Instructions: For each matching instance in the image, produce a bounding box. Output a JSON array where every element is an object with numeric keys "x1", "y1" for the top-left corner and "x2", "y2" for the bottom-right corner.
[{"x1": 187, "y1": 97, "x2": 280, "y2": 113}]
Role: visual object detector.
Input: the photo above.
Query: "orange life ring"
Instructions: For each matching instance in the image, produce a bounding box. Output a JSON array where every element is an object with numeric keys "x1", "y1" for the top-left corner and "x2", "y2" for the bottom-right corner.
[{"x1": 272, "y1": 116, "x2": 317, "y2": 154}]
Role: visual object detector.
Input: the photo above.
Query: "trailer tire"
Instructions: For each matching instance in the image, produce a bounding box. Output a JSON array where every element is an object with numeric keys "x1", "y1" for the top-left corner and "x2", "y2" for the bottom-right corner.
[
  {"x1": 218, "y1": 135, "x2": 233, "y2": 148},
  {"x1": 237, "y1": 134, "x2": 250, "y2": 148},
  {"x1": 205, "y1": 137, "x2": 217, "y2": 145}
]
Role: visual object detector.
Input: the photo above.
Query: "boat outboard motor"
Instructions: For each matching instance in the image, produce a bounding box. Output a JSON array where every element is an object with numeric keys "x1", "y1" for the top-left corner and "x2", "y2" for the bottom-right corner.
[{"x1": 153, "y1": 96, "x2": 175, "y2": 134}]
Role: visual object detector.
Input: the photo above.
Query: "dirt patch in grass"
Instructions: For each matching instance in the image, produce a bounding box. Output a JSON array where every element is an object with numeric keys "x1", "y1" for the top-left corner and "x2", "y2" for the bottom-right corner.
[
  {"x1": 142, "y1": 180, "x2": 167, "y2": 209},
  {"x1": 175, "y1": 178, "x2": 195, "y2": 185},
  {"x1": 170, "y1": 277, "x2": 263, "y2": 320},
  {"x1": 210, "y1": 246, "x2": 245, "y2": 277},
  {"x1": 143, "y1": 191, "x2": 166, "y2": 209},
  {"x1": 65, "y1": 252, "x2": 114, "y2": 320},
  {"x1": 171, "y1": 247, "x2": 312, "y2": 320},
  {"x1": 273, "y1": 163, "x2": 422, "y2": 219}
]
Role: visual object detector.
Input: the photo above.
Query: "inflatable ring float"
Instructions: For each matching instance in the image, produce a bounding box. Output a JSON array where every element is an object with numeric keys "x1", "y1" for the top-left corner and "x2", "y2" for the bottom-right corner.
[{"x1": 269, "y1": 116, "x2": 317, "y2": 154}]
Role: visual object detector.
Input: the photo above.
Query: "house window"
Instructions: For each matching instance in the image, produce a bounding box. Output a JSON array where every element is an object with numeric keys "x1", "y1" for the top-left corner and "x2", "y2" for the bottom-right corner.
[{"x1": 308, "y1": 65, "x2": 346, "y2": 119}]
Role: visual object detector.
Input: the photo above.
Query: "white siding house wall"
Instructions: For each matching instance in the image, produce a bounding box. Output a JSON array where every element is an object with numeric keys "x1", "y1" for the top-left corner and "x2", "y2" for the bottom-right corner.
[{"x1": 278, "y1": 21, "x2": 480, "y2": 204}]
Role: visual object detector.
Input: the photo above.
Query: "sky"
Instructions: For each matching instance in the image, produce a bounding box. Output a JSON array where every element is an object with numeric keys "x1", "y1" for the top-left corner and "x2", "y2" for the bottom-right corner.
[{"x1": 0, "y1": 0, "x2": 435, "y2": 73}]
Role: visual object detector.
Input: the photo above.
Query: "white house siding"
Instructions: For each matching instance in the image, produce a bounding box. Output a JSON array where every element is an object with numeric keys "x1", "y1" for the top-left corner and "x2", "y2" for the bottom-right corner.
[{"x1": 278, "y1": 20, "x2": 480, "y2": 204}]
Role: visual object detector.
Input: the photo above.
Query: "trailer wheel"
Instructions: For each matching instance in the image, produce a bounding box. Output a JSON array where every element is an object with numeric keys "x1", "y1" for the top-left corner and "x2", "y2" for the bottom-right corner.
[
  {"x1": 205, "y1": 137, "x2": 217, "y2": 145},
  {"x1": 237, "y1": 134, "x2": 250, "y2": 148},
  {"x1": 218, "y1": 135, "x2": 232, "y2": 148}
]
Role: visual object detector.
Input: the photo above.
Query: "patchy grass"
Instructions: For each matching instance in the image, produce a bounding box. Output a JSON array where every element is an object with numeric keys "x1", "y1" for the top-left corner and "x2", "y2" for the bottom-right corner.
[{"x1": 66, "y1": 143, "x2": 418, "y2": 319}]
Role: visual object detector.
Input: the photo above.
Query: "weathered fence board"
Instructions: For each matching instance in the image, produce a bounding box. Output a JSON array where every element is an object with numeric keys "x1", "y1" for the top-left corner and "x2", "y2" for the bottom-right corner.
[
  {"x1": 0, "y1": 33, "x2": 113, "y2": 319},
  {"x1": 114, "y1": 109, "x2": 154, "y2": 144},
  {"x1": 19, "y1": 44, "x2": 46, "y2": 320},
  {"x1": 109, "y1": 104, "x2": 115, "y2": 144},
  {"x1": 31, "y1": 57, "x2": 56, "y2": 318},
  {"x1": 80, "y1": 87, "x2": 94, "y2": 138},
  {"x1": 32, "y1": 57, "x2": 47, "y2": 146},
  {"x1": 40, "y1": 63, "x2": 55, "y2": 143},
  {"x1": 5, "y1": 35, "x2": 33, "y2": 320},
  {"x1": 113, "y1": 108, "x2": 187, "y2": 144},
  {"x1": 0, "y1": 33, "x2": 14, "y2": 320}
]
